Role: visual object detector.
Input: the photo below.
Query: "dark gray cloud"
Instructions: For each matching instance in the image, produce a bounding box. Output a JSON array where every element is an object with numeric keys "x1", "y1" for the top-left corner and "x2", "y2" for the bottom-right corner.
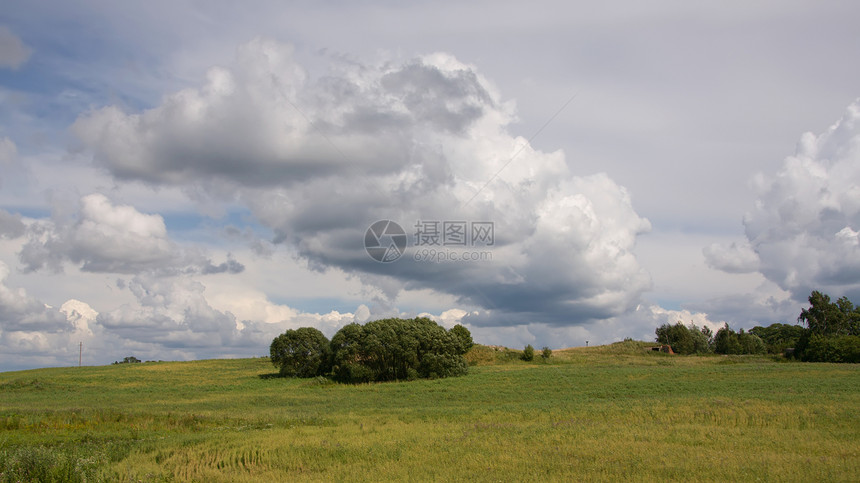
[
  {"x1": 202, "y1": 258, "x2": 245, "y2": 274},
  {"x1": 0, "y1": 262, "x2": 70, "y2": 333}
]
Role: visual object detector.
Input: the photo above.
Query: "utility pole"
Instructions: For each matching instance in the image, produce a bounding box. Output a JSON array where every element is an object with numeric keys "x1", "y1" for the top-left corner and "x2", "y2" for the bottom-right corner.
[{"x1": 79, "y1": 342, "x2": 82, "y2": 367}]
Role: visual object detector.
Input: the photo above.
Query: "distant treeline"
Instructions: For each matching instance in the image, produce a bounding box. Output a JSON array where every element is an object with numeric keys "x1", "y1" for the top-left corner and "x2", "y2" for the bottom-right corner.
[
  {"x1": 270, "y1": 317, "x2": 473, "y2": 383},
  {"x1": 655, "y1": 290, "x2": 860, "y2": 362}
]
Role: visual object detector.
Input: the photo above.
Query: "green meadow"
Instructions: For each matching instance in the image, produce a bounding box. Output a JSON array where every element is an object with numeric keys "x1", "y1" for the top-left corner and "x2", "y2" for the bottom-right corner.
[{"x1": 1, "y1": 341, "x2": 858, "y2": 482}]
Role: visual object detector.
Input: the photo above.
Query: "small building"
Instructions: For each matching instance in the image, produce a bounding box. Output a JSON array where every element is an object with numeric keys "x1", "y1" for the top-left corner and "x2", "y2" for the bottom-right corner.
[{"x1": 651, "y1": 345, "x2": 675, "y2": 354}]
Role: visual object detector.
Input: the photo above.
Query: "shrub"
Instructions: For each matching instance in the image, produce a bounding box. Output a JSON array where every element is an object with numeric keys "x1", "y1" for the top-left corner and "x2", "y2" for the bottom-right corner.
[
  {"x1": 541, "y1": 347, "x2": 552, "y2": 360},
  {"x1": 521, "y1": 344, "x2": 535, "y2": 361}
]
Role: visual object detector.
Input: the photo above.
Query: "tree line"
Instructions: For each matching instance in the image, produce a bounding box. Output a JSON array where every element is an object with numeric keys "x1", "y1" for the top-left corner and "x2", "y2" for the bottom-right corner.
[
  {"x1": 270, "y1": 317, "x2": 473, "y2": 383},
  {"x1": 654, "y1": 290, "x2": 860, "y2": 362}
]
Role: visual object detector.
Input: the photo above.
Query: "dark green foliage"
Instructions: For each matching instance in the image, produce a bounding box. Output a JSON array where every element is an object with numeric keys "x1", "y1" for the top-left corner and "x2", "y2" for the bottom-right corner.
[
  {"x1": 329, "y1": 318, "x2": 470, "y2": 383},
  {"x1": 521, "y1": 344, "x2": 535, "y2": 361},
  {"x1": 112, "y1": 356, "x2": 141, "y2": 364},
  {"x1": 449, "y1": 324, "x2": 474, "y2": 354},
  {"x1": 750, "y1": 323, "x2": 806, "y2": 354},
  {"x1": 714, "y1": 324, "x2": 740, "y2": 355},
  {"x1": 713, "y1": 324, "x2": 766, "y2": 355},
  {"x1": 791, "y1": 291, "x2": 860, "y2": 362},
  {"x1": 795, "y1": 332, "x2": 860, "y2": 363},
  {"x1": 655, "y1": 322, "x2": 713, "y2": 354},
  {"x1": 270, "y1": 327, "x2": 332, "y2": 377},
  {"x1": 541, "y1": 347, "x2": 552, "y2": 360}
]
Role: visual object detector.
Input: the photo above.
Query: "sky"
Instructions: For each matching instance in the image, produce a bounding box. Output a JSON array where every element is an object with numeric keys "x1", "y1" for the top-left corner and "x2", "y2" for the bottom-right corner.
[{"x1": 0, "y1": 1, "x2": 859, "y2": 371}]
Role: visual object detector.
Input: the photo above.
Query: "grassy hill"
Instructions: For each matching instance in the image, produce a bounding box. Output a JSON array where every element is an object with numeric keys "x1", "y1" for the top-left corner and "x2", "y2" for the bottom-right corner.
[{"x1": 1, "y1": 342, "x2": 858, "y2": 481}]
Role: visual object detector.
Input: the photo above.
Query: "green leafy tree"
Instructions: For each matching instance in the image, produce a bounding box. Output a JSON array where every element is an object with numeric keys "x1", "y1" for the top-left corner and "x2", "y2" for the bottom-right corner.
[
  {"x1": 798, "y1": 291, "x2": 849, "y2": 336},
  {"x1": 330, "y1": 323, "x2": 372, "y2": 382},
  {"x1": 541, "y1": 347, "x2": 552, "y2": 360},
  {"x1": 270, "y1": 327, "x2": 331, "y2": 377},
  {"x1": 714, "y1": 324, "x2": 741, "y2": 354},
  {"x1": 689, "y1": 324, "x2": 713, "y2": 353},
  {"x1": 738, "y1": 329, "x2": 766, "y2": 354},
  {"x1": 836, "y1": 296, "x2": 860, "y2": 336}
]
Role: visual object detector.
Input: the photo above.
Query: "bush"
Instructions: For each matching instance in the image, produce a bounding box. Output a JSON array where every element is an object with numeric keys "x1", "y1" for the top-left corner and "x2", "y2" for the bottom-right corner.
[
  {"x1": 521, "y1": 344, "x2": 535, "y2": 361},
  {"x1": 541, "y1": 347, "x2": 552, "y2": 360},
  {"x1": 270, "y1": 327, "x2": 331, "y2": 377}
]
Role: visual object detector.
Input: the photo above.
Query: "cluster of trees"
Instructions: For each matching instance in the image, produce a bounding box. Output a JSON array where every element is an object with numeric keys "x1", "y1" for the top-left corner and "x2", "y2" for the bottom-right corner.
[
  {"x1": 654, "y1": 291, "x2": 860, "y2": 363},
  {"x1": 748, "y1": 324, "x2": 806, "y2": 354},
  {"x1": 655, "y1": 322, "x2": 765, "y2": 355},
  {"x1": 791, "y1": 291, "x2": 860, "y2": 362},
  {"x1": 270, "y1": 318, "x2": 474, "y2": 383},
  {"x1": 713, "y1": 326, "x2": 766, "y2": 355},
  {"x1": 655, "y1": 323, "x2": 714, "y2": 354}
]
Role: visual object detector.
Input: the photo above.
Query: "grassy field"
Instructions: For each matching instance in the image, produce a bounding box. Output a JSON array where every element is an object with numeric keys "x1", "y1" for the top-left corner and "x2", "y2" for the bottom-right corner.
[{"x1": 1, "y1": 341, "x2": 858, "y2": 482}]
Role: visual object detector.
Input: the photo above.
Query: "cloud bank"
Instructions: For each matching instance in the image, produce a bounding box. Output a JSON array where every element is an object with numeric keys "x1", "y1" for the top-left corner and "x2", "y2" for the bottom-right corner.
[
  {"x1": 73, "y1": 38, "x2": 653, "y2": 326},
  {"x1": 19, "y1": 193, "x2": 244, "y2": 276}
]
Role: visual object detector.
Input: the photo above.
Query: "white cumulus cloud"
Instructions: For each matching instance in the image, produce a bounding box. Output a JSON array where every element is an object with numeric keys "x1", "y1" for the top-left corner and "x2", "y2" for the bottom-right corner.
[
  {"x1": 703, "y1": 240, "x2": 760, "y2": 273},
  {"x1": 18, "y1": 193, "x2": 244, "y2": 276},
  {"x1": 708, "y1": 99, "x2": 860, "y2": 300}
]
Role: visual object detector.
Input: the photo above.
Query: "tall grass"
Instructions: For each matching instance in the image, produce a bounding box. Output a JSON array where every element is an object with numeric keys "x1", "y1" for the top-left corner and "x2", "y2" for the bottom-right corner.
[{"x1": 1, "y1": 344, "x2": 858, "y2": 481}]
